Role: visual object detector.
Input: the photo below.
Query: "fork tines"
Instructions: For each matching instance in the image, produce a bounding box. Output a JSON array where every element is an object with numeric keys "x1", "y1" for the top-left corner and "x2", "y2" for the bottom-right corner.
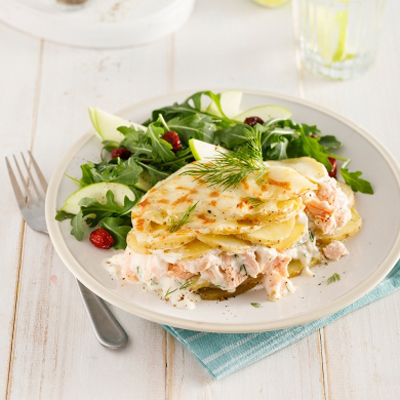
[{"x1": 6, "y1": 151, "x2": 47, "y2": 207}]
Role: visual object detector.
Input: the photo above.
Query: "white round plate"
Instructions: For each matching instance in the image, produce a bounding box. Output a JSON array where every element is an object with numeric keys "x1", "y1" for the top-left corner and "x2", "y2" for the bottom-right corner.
[
  {"x1": 46, "y1": 90, "x2": 400, "y2": 333},
  {"x1": 0, "y1": 0, "x2": 195, "y2": 49}
]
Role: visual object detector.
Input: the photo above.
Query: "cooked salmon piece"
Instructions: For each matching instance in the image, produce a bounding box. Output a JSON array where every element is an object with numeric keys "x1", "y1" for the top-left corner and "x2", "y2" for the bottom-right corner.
[{"x1": 323, "y1": 241, "x2": 348, "y2": 261}]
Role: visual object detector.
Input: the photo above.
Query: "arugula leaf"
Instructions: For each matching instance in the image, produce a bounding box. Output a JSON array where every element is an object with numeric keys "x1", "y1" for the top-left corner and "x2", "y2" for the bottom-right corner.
[
  {"x1": 147, "y1": 91, "x2": 236, "y2": 126},
  {"x1": 79, "y1": 191, "x2": 135, "y2": 227},
  {"x1": 298, "y1": 129, "x2": 332, "y2": 171},
  {"x1": 98, "y1": 158, "x2": 143, "y2": 185},
  {"x1": 55, "y1": 210, "x2": 75, "y2": 221},
  {"x1": 137, "y1": 161, "x2": 170, "y2": 186},
  {"x1": 74, "y1": 158, "x2": 143, "y2": 188},
  {"x1": 318, "y1": 135, "x2": 342, "y2": 150},
  {"x1": 341, "y1": 168, "x2": 374, "y2": 194},
  {"x1": 71, "y1": 211, "x2": 84, "y2": 241},
  {"x1": 214, "y1": 124, "x2": 249, "y2": 148},
  {"x1": 262, "y1": 133, "x2": 289, "y2": 160},
  {"x1": 167, "y1": 115, "x2": 216, "y2": 144},
  {"x1": 147, "y1": 123, "x2": 176, "y2": 162},
  {"x1": 78, "y1": 163, "x2": 96, "y2": 187},
  {"x1": 118, "y1": 126, "x2": 152, "y2": 158},
  {"x1": 101, "y1": 217, "x2": 132, "y2": 250},
  {"x1": 117, "y1": 125, "x2": 144, "y2": 141},
  {"x1": 301, "y1": 124, "x2": 322, "y2": 137}
]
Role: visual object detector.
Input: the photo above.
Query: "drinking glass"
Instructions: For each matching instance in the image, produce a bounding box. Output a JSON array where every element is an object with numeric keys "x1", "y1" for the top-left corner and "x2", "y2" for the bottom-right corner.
[{"x1": 297, "y1": 0, "x2": 387, "y2": 80}]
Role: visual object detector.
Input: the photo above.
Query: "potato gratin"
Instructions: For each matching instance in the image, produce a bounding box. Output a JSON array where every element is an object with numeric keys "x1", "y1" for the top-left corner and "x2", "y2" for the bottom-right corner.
[{"x1": 107, "y1": 157, "x2": 362, "y2": 309}]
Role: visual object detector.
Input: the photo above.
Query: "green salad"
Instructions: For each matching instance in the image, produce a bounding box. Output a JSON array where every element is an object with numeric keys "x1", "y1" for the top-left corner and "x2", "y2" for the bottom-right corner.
[{"x1": 56, "y1": 90, "x2": 373, "y2": 250}]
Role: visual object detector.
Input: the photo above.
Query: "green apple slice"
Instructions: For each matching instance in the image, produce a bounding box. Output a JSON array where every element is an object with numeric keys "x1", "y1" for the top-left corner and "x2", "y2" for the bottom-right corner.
[
  {"x1": 89, "y1": 108, "x2": 146, "y2": 143},
  {"x1": 134, "y1": 170, "x2": 152, "y2": 192},
  {"x1": 189, "y1": 139, "x2": 230, "y2": 161},
  {"x1": 88, "y1": 108, "x2": 99, "y2": 132},
  {"x1": 61, "y1": 182, "x2": 136, "y2": 214},
  {"x1": 206, "y1": 90, "x2": 243, "y2": 119},
  {"x1": 235, "y1": 105, "x2": 291, "y2": 122}
]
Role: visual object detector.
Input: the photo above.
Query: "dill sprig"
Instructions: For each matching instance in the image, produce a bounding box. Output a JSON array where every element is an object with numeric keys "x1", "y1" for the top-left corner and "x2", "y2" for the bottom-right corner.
[
  {"x1": 164, "y1": 287, "x2": 177, "y2": 298},
  {"x1": 183, "y1": 126, "x2": 267, "y2": 190},
  {"x1": 178, "y1": 277, "x2": 196, "y2": 290},
  {"x1": 169, "y1": 201, "x2": 199, "y2": 232},
  {"x1": 327, "y1": 273, "x2": 341, "y2": 284},
  {"x1": 244, "y1": 197, "x2": 264, "y2": 208},
  {"x1": 164, "y1": 277, "x2": 196, "y2": 298}
]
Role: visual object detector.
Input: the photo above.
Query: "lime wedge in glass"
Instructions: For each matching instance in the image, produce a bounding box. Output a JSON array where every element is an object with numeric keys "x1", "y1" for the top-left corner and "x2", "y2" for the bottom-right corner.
[
  {"x1": 309, "y1": 1, "x2": 355, "y2": 66},
  {"x1": 253, "y1": 0, "x2": 290, "y2": 8}
]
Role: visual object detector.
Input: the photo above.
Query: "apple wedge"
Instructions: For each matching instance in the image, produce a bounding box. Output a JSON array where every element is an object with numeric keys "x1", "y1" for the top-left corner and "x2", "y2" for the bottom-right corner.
[
  {"x1": 189, "y1": 139, "x2": 230, "y2": 161},
  {"x1": 206, "y1": 90, "x2": 243, "y2": 119},
  {"x1": 89, "y1": 107, "x2": 146, "y2": 143},
  {"x1": 235, "y1": 105, "x2": 291, "y2": 123},
  {"x1": 61, "y1": 182, "x2": 136, "y2": 214}
]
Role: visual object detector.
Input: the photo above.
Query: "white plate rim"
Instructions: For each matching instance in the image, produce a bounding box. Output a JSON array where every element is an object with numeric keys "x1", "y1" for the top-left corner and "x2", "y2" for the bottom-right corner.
[{"x1": 45, "y1": 89, "x2": 400, "y2": 333}]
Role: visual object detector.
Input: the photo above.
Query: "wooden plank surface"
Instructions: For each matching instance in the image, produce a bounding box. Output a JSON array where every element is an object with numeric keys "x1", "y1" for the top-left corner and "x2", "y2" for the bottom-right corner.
[{"x1": 0, "y1": 24, "x2": 42, "y2": 399}]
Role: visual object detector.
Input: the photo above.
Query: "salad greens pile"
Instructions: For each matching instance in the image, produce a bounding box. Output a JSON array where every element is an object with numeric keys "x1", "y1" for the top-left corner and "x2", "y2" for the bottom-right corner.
[{"x1": 56, "y1": 90, "x2": 373, "y2": 250}]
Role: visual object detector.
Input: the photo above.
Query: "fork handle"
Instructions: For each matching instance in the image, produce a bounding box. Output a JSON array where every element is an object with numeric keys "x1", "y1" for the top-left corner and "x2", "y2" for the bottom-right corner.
[{"x1": 76, "y1": 279, "x2": 128, "y2": 349}]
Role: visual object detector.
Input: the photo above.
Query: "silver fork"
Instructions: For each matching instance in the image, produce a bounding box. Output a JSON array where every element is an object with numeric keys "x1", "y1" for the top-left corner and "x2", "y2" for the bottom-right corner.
[{"x1": 6, "y1": 151, "x2": 128, "y2": 349}]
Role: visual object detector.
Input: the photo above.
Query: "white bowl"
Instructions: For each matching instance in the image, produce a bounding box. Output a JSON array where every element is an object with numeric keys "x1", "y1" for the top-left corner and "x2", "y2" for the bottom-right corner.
[{"x1": 45, "y1": 90, "x2": 400, "y2": 333}]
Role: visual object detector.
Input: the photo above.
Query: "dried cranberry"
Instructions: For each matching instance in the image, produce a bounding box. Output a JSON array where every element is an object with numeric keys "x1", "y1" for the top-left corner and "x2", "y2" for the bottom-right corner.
[
  {"x1": 90, "y1": 228, "x2": 115, "y2": 249},
  {"x1": 111, "y1": 147, "x2": 131, "y2": 160},
  {"x1": 328, "y1": 157, "x2": 337, "y2": 178},
  {"x1": 244, "y1": 116, "x2": 264, "y2": 127},
  {"x1": 162, "y1": 131, "x2": 182, "y2": 152}
]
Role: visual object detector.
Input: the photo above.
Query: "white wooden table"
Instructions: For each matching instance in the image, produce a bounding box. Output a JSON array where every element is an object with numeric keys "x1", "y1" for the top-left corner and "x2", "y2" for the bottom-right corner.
[{"x1": 2, "y1": 1, "x2": 400, "y2": 399}]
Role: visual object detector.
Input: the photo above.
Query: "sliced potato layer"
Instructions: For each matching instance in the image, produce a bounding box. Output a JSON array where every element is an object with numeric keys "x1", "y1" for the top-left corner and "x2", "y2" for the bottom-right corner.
[
  {"x1": 166, "y1": 240, "x2": 213, "y2": 260},
  {"x1": 137, "y1": 233, "x2": 196, "y2": 250},
  {"x1": 238, "y1": 217, "x2": 296, "y2": 244},
  {"x1": 287, "y1": 257, "x2": 321, "y2": 278},
  {"x1": 268, "y1": 157, "x2": 327, "y2": 182},
  {"x1": 317, "y1": 209, "x2": 362, "y2": 244},
  {"x1": 126, "y1": 233, "x2": 152, "y2": 254},
  {"x1": 197, "y1": 234, "x2": 253, "y2": 253},
  {"x1": 195, "y1": 275, "x2": 262, "y2": 300},
  {"x1": 272, "y1": 222, "x2": 306, "y2": 250}
]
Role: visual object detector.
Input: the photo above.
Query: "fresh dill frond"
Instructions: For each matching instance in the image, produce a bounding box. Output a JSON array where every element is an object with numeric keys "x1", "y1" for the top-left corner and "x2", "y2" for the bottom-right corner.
[
  {"x1": 169, "y1": 201, "x2": 199, "y2": 232},
  {"x1": 164, "y1": 277, "x2": 196, "y2": 299},
  {"x1": 243, "y1": 125, "x2": 264, "y2": 162},
  {"x1": 183, "y1": 126, "x2": 267, "y2": 190},
  {"x1": 164, "y1": 287, "x2": 178, "y2": 298},
  {"x1": 327, "y1": 273, "x2": 341, "y2": 284},
  {"x1": 244, "y1": 197, "x2": 264, "y2": 208},
  {"x1": 239, "y1": 264, "x2": 248, "y2": 276},
  {"x1": 179, "y1": 277, "x2": 196, "y2": 290}
]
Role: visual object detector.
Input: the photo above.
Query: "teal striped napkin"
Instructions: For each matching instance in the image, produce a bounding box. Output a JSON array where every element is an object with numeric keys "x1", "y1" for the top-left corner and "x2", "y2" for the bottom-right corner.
[{"x1": 163, "y1": 261, "x2": 400, "y2": 379}]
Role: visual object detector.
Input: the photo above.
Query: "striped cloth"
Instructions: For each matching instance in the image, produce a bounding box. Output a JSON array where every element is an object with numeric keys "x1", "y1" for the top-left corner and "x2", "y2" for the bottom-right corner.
[{"x1": 163, "y1": 261, "x2": 400, "y2": 379}]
